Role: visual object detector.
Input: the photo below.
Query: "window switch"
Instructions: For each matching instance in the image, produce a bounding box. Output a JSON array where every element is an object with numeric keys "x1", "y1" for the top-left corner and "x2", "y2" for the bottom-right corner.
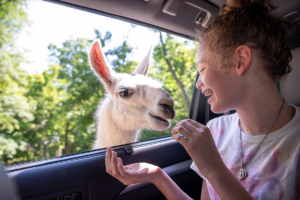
[
  {"x1": 123, "y1": 147, "x2": 134, "y2": 154},
  {"x1": 63, "y1": 192, "x2": 81, "y2": 200}
]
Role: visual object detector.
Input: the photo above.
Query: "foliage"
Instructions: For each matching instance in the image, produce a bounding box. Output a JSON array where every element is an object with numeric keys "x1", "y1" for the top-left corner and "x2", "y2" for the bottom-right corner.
[
  {"x1": 47, "y1": 36, "x2": 107, "y2": 155},
  {"x1": 107, "y1": 41, "x2": 138, "y2": 73},
  {"x1": 0, "y1": 0, "x2": 27, "y2": 49},
  {"x1": 0, "y1": 0, "x2": 32, "y2": 163},
  {"x1": 139, "y1": 33, "x2": 197, "y2": 140},
  {"x1": 144, "y1": 33, "x2": 197, "y2": 136}
]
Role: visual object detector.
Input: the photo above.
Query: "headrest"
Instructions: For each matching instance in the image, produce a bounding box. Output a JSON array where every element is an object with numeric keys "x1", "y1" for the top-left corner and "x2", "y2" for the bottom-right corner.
[{"x1": 280, "y1": 47, "x2": 300, "y2": 106}]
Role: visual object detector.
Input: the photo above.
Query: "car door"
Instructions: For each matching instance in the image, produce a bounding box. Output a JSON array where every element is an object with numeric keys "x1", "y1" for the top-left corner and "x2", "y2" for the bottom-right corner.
[{"x1": 5, "y1": 0, "x2": 300, "y2": 200}]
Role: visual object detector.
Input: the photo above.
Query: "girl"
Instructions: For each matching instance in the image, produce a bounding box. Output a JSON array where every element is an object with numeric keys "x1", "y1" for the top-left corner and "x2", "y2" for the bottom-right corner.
[{"x1": 105, "y1": 0, "x2": 300, "y2": 199}]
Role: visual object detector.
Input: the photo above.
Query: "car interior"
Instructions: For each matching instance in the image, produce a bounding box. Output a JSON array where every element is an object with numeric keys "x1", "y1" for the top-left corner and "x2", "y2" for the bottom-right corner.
[{"x1": 4, "y1": 0, "x2": 300, "y2": 200}]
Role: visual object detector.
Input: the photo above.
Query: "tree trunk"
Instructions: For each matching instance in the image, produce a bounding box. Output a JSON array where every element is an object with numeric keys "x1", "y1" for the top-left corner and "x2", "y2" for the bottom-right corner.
[
  {"x1": 159, "y1": 32, "x2": 191, "y2": 113},
  {"x1": 64, "y1": 121, "x2": 70, "y2": 155},
  {"x1": 45, "y1": 141, "x2": 49, "y2": 158},
  {"x1": 2, "y1": 154, "x2": 7, "y2": 165},
  {"x1": 26, "y1": 147, "x2": 29, "y2": 161},
  {"x1": 55, "y1": 145, "x2": 62, "y2": 157},
  {"x1": 40, "y1": 138, "x2": 44, "y2": 159}
]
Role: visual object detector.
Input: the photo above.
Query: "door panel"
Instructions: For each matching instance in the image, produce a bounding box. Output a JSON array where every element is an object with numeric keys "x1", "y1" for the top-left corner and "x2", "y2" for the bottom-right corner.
[
  {"x1": 116, "y1": 170, "x2": 202, "y2": 200},
  {"x1": 6, "y1": 137, "x2": 202, "y2": 200}
]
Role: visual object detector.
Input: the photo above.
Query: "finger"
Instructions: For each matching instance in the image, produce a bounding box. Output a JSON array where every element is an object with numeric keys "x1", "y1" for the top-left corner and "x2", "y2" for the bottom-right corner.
[
  {"x1": 172, "y1": 133, "x2": 188, "y2": 147},
  {"x1": 105, "y1": 147, "x2": 112, "y2": 174},
  {"x1": 184, "y1": 119, "x2": 205, "y2": 129},
  {"x1": 117, "y1": 158, "x2": 126, "y2": 177},
  {"x1": 178, "y1": 121, "x2": 202, "y2": 135},
  {"x1": 171, "y1": 126, "x2": 192, "y2": 139},
  {"x1": 111, "y1": 151, "x2": 119, "y2": 176}
]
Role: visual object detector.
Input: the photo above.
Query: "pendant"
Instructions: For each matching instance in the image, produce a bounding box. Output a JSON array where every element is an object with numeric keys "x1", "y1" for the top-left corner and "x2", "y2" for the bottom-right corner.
[{"x1": 238, "y1": 167, "x2": 247, "y2": 180}]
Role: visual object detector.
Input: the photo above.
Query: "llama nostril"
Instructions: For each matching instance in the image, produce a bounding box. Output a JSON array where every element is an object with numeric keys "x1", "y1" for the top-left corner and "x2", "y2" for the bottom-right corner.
[
  {"x1": 160, "y1": 104, "x2": 171, "y2": 111},
  {"x1": 159, "y1": 104, "x2": 175, "y2": 119}
]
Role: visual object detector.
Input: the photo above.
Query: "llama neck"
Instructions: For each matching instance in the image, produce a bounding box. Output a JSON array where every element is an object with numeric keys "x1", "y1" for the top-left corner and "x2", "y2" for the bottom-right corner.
[{"x1": 94, "y1": 96, "x2": 140, "y2": 149}]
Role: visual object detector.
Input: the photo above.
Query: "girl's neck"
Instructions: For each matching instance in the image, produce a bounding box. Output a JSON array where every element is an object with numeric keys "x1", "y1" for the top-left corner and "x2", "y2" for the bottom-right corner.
[{"x1": 236, "y1": 87, "x2": 295, "y2": 136}]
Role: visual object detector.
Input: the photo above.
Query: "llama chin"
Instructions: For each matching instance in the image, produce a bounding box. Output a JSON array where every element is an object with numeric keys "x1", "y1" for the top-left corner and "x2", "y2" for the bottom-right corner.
[{"x1": 89, "y1": 39, "x2": 176, "y2": 149}]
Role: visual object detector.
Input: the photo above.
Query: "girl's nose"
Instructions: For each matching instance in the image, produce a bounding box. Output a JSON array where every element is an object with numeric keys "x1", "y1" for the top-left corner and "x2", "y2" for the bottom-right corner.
[{"x1": 196, "y1": 77, "x2": 203, "y2": 89}]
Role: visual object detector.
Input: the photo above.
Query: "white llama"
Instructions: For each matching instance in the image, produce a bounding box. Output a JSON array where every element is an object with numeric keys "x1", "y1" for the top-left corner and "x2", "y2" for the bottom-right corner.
[{"x1": 89, "y1": 39, "x2": 176, "y2": 149}]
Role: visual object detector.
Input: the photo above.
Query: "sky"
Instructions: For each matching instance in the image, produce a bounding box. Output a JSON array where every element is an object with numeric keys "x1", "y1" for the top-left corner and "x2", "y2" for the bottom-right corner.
[{"x1": 16, "y1": 0, "x2": 188, "y2": 74}]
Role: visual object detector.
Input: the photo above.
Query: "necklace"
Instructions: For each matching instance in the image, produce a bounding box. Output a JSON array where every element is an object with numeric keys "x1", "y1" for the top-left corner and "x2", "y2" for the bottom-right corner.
[{"x1": 238, "y1": 98, "x2": 285, "y2": 180}]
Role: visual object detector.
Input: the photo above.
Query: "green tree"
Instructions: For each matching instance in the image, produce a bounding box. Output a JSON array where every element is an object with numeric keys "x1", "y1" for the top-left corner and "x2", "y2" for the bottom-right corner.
[
  {"x1": 0, "y1": 0, "x2": 32, "y2": 165},
  {"x1": 107, "y1": 41, "x2": 138, "y2": 73},
  {"x1": 0, "y1": 0, "x2": 27, "y2": 48},
  {"x1": 139, "y1": 33, "x2": 197, "y2": 141},
  {"x1": 22, "y1": 64, "x2": 67, "y2": 161}
]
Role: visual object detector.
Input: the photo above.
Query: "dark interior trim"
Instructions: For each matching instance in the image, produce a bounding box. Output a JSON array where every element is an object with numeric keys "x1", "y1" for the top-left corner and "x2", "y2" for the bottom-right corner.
[{"x1": 44, "y1": 0, "x2": 196, "y2": 41}]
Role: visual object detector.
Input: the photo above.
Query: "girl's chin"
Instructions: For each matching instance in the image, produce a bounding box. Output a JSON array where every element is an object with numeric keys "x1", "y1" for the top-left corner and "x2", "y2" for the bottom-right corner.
[
  {"x1": 210, "y1": 106, "x2": 225, "y2": 114},
  {"x1": 209, "y1": 99, "x2": 229, "y2": 114}
]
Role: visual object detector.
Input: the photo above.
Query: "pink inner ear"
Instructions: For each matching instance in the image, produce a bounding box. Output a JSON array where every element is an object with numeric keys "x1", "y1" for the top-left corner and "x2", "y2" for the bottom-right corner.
[{"x1": 90, "y1": 42, "x2": 111, "y2": 83}]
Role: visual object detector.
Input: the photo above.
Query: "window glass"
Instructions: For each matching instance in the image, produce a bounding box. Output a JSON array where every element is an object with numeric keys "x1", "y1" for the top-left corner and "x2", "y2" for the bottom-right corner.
[{"x1": 1, "y1": 0, "x2": 197, "y2": 166}]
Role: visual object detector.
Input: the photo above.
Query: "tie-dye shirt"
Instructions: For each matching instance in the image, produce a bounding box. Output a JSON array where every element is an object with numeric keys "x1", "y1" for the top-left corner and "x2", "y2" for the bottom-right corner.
[{"x1": 191, "y1": 105, "x2": 300, "y2": 200}]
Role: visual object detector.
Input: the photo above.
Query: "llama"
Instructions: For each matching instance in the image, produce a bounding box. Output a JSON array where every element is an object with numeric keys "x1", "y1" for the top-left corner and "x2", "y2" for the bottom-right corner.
[{"x1": 89, "y1": 39, "x2": 176, "y2": 149}]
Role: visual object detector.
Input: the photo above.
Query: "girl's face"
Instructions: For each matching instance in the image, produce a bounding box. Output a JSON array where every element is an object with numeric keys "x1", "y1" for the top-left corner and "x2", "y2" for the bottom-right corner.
[{"x1": 195, "y1": 47, "x2": 240, "y2": 113}]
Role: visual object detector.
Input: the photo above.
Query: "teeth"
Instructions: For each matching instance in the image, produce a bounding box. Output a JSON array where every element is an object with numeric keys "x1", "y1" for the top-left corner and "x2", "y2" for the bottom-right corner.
[{"x1": 204, "y1": 89, "x2": 214, "y2": 97}]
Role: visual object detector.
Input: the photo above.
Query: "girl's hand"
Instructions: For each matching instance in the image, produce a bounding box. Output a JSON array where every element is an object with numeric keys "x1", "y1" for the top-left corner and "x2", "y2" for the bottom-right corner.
[
  {"x1": 171, "y1": 119, "x2": 226, "y2": 179},
  {"x1": 105, "y1": 147, "x2": 163, "y2": 185}
]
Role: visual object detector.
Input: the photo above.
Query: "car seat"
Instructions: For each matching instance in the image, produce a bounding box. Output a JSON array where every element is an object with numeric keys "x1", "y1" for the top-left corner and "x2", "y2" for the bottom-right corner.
[{"x1": 280, "y1": 47, "x2": 300, "y2": 106}]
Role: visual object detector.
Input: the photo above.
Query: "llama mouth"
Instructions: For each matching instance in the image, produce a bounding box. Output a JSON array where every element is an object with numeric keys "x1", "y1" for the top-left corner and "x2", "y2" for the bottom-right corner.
[{"x1": 149, "y1": 113, "x2": 169, "y2": 122}]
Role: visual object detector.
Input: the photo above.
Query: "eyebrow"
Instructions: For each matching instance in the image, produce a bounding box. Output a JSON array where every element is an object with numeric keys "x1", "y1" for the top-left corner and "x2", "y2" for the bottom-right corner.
[{"x1": 196, "y1": 60, "x2": 207, "y2": 67}]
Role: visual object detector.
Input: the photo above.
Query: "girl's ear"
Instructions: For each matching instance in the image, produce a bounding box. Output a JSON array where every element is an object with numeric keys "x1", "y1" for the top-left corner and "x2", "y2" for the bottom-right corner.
[
  {"x1": 235, "y1": 45, "x2": 252, "y2": 76},
  {"x1": 133, "y1": 46, "x2": 152, "y2": 76},
  {"x1": 89, "y1": 39, "x2": 114, "y2": 87}
]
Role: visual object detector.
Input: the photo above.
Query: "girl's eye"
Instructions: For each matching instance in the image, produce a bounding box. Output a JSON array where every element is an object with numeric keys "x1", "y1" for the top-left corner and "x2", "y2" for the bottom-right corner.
[{"x1": 198, "y1": 69, "x2": 205, "y2": 75}]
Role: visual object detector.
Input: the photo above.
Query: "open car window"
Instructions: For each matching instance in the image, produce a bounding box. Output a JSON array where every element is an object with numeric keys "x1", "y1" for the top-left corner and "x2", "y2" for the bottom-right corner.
[{"x1": 1, "y1": 0, "x2": 197, "y2": 166}]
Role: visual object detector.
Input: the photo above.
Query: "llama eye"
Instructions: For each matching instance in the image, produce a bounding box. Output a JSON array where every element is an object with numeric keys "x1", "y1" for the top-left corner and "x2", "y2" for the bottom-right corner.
[{"x1": 119, "y1": 89, "x2": 133, "y2": 97}]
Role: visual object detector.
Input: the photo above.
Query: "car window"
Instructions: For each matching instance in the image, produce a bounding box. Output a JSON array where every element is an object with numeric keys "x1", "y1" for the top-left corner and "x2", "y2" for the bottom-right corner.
[{"x1": 1, "y1": 0, "x2": 197, "y2": 166}]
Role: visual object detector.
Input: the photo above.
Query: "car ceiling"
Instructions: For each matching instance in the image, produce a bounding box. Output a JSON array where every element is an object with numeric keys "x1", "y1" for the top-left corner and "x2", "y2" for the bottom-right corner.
[{"x1": 46, "y1": 0, "x2": 300, "y2": 47}]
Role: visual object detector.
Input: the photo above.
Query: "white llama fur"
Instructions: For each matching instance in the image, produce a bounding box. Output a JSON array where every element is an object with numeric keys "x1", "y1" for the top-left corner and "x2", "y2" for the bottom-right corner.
[{"x1": 89, "y1": 39, "x2": 176, "y2": 149}]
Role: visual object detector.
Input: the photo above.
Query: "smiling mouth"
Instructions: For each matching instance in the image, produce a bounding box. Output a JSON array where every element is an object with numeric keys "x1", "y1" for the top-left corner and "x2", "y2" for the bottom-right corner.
[
  {"x1": 149, "y1": 113, "x2": 168, "y2": 122},
  {"x1": 204, "y1": 89, "x2": 214, "y2": 97}
]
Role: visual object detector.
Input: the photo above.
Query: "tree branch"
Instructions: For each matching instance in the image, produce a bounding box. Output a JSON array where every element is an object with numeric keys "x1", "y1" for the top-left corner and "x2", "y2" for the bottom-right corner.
[{"x1": 159, "y1": 32, "x2": 191, "y2": 113}]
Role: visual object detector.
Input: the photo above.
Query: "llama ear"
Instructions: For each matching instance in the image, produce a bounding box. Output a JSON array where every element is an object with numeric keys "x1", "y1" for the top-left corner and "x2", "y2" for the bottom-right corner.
[
  {"x1": 89, "y1": 39, "x2": 113, "y2": 86},
  {"x1": 133, "y1": 46, "x2": 152, "y2": 76}
]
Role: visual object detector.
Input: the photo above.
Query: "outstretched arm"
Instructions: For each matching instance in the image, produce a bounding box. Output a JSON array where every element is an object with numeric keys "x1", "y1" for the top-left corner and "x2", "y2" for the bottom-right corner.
[{"x1": 105, "y1": 147, "x2": 192, "y2": 200}]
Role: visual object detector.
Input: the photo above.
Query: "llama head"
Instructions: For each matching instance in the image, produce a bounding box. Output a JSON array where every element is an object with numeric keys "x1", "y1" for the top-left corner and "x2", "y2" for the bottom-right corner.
[{"x1": 89, "y1": 39, "x2": 175, "y2": 131}]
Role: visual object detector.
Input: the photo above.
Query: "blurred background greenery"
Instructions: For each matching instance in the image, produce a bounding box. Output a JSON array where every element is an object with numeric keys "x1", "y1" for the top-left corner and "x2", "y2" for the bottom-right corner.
[{"x1": 0, "y1": 0, "x2": 197, "y2": 166}]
